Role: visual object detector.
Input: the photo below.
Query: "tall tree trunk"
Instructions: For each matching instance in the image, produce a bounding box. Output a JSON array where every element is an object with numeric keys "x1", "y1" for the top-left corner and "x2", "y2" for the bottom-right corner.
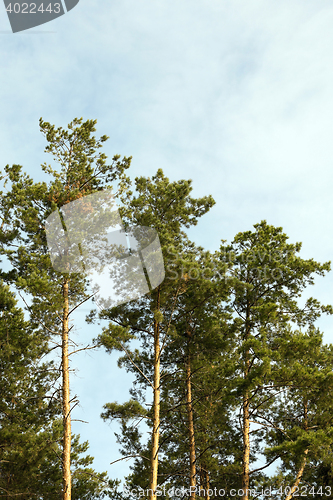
[
  {"x1": 199, "y1": 464, "x2": 210, "y2": 500},
  {"x1": 242, "y1": 387, "x2": 250, "y2": 500},
  {"x1": 199, "y1": 465, "x2": 205, "y2": 497},
  {"x1": 62, "y1": 279, "x2": 71, "y2": 500},
  {"x1": 284, "y1": 450, "x2": 308, "y2": 500},
  {"x1": 149, "y1": 288, "x2": 161, "y2": 500},
  {"x1": 242, "y1": 303, "x2": 251, "y2": 500},
  {"x1": 185, "y1": 354, "x2": 196, "y2": 500},
  {"x1": 198, "y1": 395, "x2": 211, "y2": 498},
  {"x1": 6, "y1": 474, "x2": 10, "y2": 500},
  {"x1": 285, "y1": 401, "x2": 309, "y2": 500},
  {"x1": 205, "y1": 469, "x2": 210, "y2": 500}
]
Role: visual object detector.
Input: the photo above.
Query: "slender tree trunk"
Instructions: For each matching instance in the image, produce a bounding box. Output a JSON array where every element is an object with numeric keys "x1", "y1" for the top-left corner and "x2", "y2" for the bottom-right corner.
[
  {"x1": 285, "y1": 401, "x2": 309, "y2": 500},
  {"x1": 205, "y1": 469, "x2": 210, "y2": 500},
  {"x1": 242, "y1": 304, "x2": 251, "y2": 500},
  {"x1": 198, "y1": 396, "x2": 211, "y2": 498},
  {"x1": 62, "y1": 279, "x2": 71, "y2": 500},
  {"x1": 284, "y1": 450, "x2": 308, "y2": 500},
  {"x1": 149, "y1": 288, "x2": 161, "y2": 500},
  {"x1": 199, "y1": 465, "x2": 204, "y2": 497},
  {"x1": 185, "y1": 354, "x2": 196, "y2": 500},
  {"x1": 198, "y1": 464, "x2": 210, "y2": 499},
  {"x1": 242, "y1": 387, "x2": 250, "y2": 500},
  {"x1": 6, "y1": 474, "x2": 10, "y2": 500}
]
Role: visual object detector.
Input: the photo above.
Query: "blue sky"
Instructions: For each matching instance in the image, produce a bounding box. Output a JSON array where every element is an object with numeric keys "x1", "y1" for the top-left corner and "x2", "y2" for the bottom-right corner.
[{"x1": 2, "y1": 0, "x2": 333, "y2": 485}]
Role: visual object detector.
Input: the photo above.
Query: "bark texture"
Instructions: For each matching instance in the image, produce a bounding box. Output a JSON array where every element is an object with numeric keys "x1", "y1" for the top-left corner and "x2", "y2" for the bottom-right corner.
[
  {"x1": 199, "y1": 466, "x2": 210, "y2": 500},
  {"x1": 242, "y1": 389, "x2": 250, "y2": 500},
  {"x1": 186, "y1": 355, "x2": 196, "y2": 499},
  {"x1": 242, "y1": 304, "x2": 251, "y2": 500},
  {"x1": 62, "y1": 280, "x2": 71, "y2": 500},
  {"x1": 284, "y1": 450, "x2": 308, "y2": 500},
  {"x1": 285, "y1": 401, "x2": 309, "y2": 500},
  {"x1": 149, "y1": 289, "x2": 161, "y2": 500}
]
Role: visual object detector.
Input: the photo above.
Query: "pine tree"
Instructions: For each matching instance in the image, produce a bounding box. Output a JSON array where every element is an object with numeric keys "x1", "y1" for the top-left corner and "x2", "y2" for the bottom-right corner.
[
  {"x1": 0, "y1": 280, "x2": 118, "y2": 499},
  {"x1": 0, "y1": 117, "x2": 131, "y2": 499},
  {"x1": 96, "y1": 169, "x2": 216, "y2": 500},
  {"x1": 0, "y1": 280, "x2": 59, "y2": 497},
  {"x1": 263, "y1": 326, "x2": 333, "y2": 500},
  {"x1": 218, "y1": 221, "x2": 333, "y2": 500},
  {"x1": 156, "y1": 247, "x2": 237, "y2": 499}
]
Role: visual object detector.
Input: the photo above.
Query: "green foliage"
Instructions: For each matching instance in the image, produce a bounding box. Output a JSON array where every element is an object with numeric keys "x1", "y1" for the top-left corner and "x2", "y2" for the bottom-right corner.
[
  {"x1": 101, "y1": 400, "x2": 147, "y2": 422},
  {"x1": 0, "y1": 118, "x2": 129, "y2": 497},
  {"x1": 97, "y1": 324, "x2": 136, "y2": 352},
  {"x1": 0, "y1": 282, "x2": 116, "y2": 498},
  {"x1": 100, "y1": 218, "x2": 333, "y2": 497},
  {"x1": 2, "y1": 119, "x2": 333, "y2": 498}
]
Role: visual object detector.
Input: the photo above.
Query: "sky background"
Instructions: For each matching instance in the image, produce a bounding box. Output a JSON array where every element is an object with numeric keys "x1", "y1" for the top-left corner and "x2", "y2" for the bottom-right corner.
[{"x1": 1, "y1": 0, "x2": 333, "y2": 486}]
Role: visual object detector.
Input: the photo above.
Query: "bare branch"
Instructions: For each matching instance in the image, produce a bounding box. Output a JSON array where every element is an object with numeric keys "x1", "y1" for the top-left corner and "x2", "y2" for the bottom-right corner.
[
  {"x1": 249, "y1": 454, "x2": 283, "y2": 475},
  {"x1": 110, "y1": 455, "x2": 150, "y2": 466},
  {"x1": 69, "y1": 344, "x2": 98, "y2": 356},
  {"x1": 68, "y1": 293, "x2": 96, "y2": 317},
  {"x1": 119, "y1": 342, "x2": 154, "y2": 390}
]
